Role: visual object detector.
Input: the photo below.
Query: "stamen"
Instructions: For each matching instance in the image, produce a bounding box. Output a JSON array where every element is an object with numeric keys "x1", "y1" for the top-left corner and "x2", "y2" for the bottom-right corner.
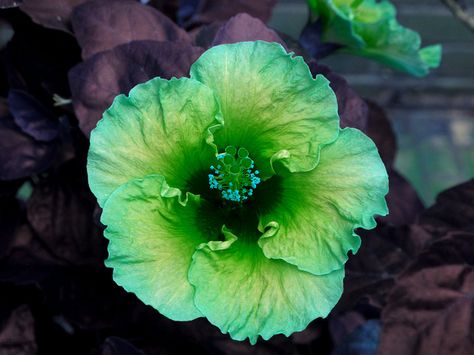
[{"x1": 208, "y1": 145, "x2": 261, "y2": 203}]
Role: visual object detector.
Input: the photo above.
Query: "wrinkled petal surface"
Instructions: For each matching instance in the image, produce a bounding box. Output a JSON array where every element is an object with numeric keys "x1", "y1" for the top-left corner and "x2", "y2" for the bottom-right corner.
[
  {"x1": 258, "y1": 128, "x2": 389, "y2": 275},
  {"x1": 190, "y1": 41, "x2": 339, "y2": 179},
  {"x1": 102, "y1": 174, "x2": 208, "y2": 321},
  {"x1": 88, "y1": 76, "x2": 222, "y2": 207},
  {"x1": 189, "y1": 229, "x2": 344, "y2": 344}
]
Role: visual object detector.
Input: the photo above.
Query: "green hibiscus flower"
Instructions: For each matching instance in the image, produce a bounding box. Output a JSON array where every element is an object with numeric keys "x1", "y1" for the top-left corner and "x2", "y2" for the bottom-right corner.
[
  {"x1": 308, "y1": 0, "x2": 442, "y2": 76},
  {"x1": 88, "y1": 41, "x2": 388, "y2": 343}
]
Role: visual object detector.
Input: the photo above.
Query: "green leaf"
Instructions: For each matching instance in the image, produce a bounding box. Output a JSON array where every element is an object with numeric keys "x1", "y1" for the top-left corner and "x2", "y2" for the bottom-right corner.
[
  {"x1": 87, "y1": 76, "x2": 223, "y2": 207},
  {"x1": 189, "y1": 227, "x2": 344, "y2": 344},
  {"x1": 190, "y1": 41, "x2": 339, "y2": 180},
  {"x1": 101, "y1": 174, "x2": 209, "y2": 321},
  {"x1": 258, "y1": 128, "x2": 389, "y2": 275},
  {"x1": 311, "y1": 0, "x2": 442, "y2": 76}
]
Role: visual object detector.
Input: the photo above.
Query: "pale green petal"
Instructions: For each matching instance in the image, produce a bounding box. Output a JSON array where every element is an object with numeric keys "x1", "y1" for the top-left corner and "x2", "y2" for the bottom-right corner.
[
  {"x1": 190, "y1": 41, "x2": 339, "y2": 179},
  {"x1": 420, "y1": 44, "x2": 442, "y2": 69},
  {"x1": 189, "y1": 228, "x2": 344, "y2": 344},
  {"x1": 102, "y1": 174, "x2": 209, "y2": 321},
  {"x1": 345, "y1": 26, "x2": 442, "y2": 77},
  {"x1": 258, "y1": 128, "x2": 388, "y2": 275},
  {"x1": 312, "y1": 0, "x2": 442, "y2": 76},
  {"x1": 88, "y1": 77, "x2": 222, "y2": 207}
]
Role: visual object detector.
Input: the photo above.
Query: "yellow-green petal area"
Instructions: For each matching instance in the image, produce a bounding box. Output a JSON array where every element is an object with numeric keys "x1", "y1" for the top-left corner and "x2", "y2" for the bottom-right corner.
[
  {"x1": 102, "y1": 174, "x2": 209, "y2": 321},
  {"x1": 190, "y1": 41, "x2": 340, "y2": 180},
  {"x1": 188, "y1": 228, "x2": 344, "y2": 344},
  {"x1": 258, "y1": 128, "x2": 389, "y2": 275},
  {"x1": 88, "y1": 76, "x2": 223, "y2": 207}
]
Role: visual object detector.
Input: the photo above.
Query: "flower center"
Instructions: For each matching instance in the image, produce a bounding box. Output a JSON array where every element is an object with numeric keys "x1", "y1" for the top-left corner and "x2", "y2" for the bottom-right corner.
[{"x1": 208, "y1": 145, "x2": 261, "y2": 203}]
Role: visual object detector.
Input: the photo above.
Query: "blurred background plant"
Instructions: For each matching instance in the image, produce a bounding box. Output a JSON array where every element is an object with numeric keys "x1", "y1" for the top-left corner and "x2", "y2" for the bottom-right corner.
[{"x1": 271, "y1": 0, "x2": 474, "y2": 205}]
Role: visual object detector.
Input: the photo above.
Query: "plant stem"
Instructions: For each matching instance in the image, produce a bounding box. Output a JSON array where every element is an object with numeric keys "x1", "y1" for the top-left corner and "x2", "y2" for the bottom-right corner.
[{"x1": 441, "y1": 0, "x2": 474, "y2": 33}]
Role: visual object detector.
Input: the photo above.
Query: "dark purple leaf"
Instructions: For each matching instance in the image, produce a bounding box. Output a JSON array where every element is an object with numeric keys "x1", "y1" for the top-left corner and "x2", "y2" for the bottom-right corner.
[
  {"x1": 0, "y1": 114, "x2": 57, "y2": 180},
  {"x1": 380, "y1": 232, "x2": 474, "y2": 355},
  {"x1": 26, "y1": 160, "x2": 105, "y2": 266},
  {"x1": 291, "y1": 320, "x2": 326, "y2": 345},
  {"x1": 341, "y1": 223, "x2": 432, "y2": 310},
  {"x1": 0, "y1": 305, "x2": 37, "y2": 354},
  {"x1": 68, "y1": 40, "x2": 203, "y2": 136},
  {"x1": 329, "y1": 311, "x2": 366, "y2": 347},
  {"x1": 5, "y1": 13, "x2": 81, "y2": 97},
  {"x1": 365, "y1": 100, "x2": 397, "y2": 168},
  {"x1": 19, "y1": 0, "x2": 88, "y2": 32},
  {"x1": 0, "y1": 160, "x2": 101, "y2": 271},
  {"x1": 178, "y1": 318, "x2": 297, "y2": 354},
  {"x1": 276, "y1": 31, "x2": 309, "y2": 57},
  {"x1": 383, "y1": 169, "x2": 425, "y2": 225},
  {"x1": 0, "y1": 195, "x2": 21, "y2": 259},
  {"x1": 190, "y1": 22, "x2": 221, "y2": 48},
  {"x1": 102, "y1": 337, "x2": 145, "y2": 355},
  {"x1": 308, "y1": 61, "x2": 369, "y2": 132},
  {"x1": 211, "y1": 13, "x2": 286, "y2": 48},
  {"x1": 8, "y1": 89, "x2": 59, "y2": 142},
  {"x1": 71, "y1": 0, "x2": 190, "y2": 59},
  {"x1": 0, "y1": 99, "x2": 8, "y2": 117},
  {"x1": 37, "y1": 269, "x2": 137, "y2": 330},
  {"x1": 33, "y1": 269, "x2": 236, "y2": 353},
  {"x1": 147, "y1": 0, "x2": 179, "y2": 21},
  {"x1": 299, "y1": 20, "x2": 342, "y2": 60},
  {"x1": 417, "y1": 179, "x2": 474, "y2": 235},
  {"x1": 182, "y1": 0, "x2": 277, "y2": 29},
  {"x1": 1, "y1": 224, "x2": 61, "y2": 267}
]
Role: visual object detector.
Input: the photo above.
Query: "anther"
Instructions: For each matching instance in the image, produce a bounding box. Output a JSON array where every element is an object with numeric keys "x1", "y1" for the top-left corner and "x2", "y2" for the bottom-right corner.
[{"x1": 208, "y1": 145, "x2": 261, "y2": 203}]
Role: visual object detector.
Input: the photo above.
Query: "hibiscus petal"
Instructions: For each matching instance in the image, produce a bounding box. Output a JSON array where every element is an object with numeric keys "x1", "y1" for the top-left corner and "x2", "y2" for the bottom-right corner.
[
  {"x1": 190, "y1": 41, "x2": 339, "y2": 179},
  {"x1": 102, "y1": 174, "x2": 208, "y2": 321},
  {"x1": 87, "y1": 76, "x2": 222, "y2": 207},
  {"x1": 189, "y1": 227, "x2": 344, "y2": 344},
  {"x1": 258, "y1": 128, "x2": 389, "y2": 275},
  {"x1": 312, "y1": 0, "x2": 441, "y2": 77}
]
